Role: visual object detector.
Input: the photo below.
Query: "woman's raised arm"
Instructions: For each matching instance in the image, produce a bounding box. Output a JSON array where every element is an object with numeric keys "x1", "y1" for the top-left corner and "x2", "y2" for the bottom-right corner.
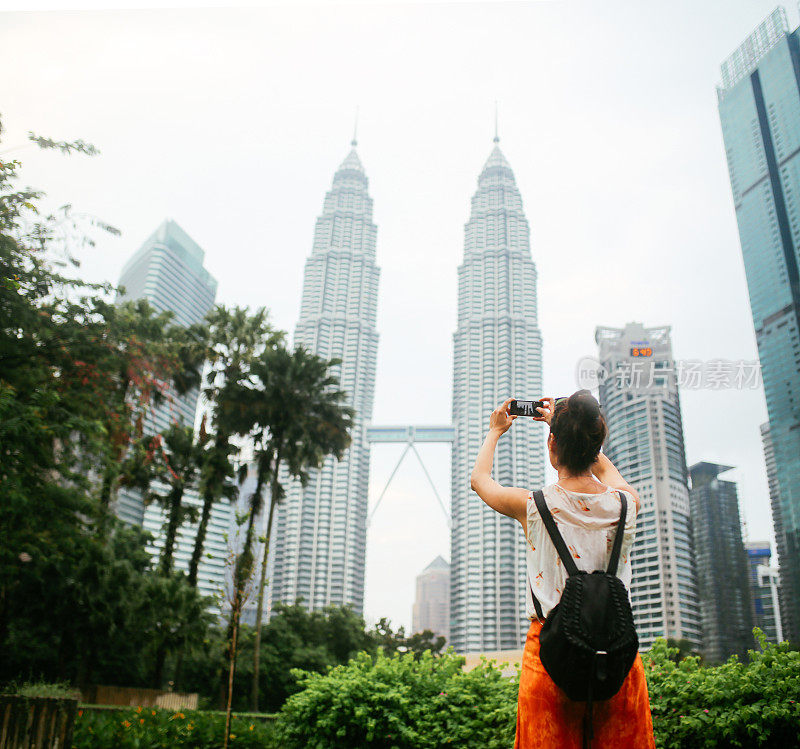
[{"x1": 470, "y1": 398, "x2": 529, "y2": 527}]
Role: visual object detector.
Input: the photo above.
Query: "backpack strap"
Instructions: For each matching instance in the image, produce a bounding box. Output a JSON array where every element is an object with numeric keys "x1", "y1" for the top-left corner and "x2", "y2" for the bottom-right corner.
[
  {"x1": 533, "y1": 490, "x2": 579, "y2": 577},
  {"x1": 528, "y1": 578, "x2": 545, "y2": 622},
  {"x1": 606, "y1": 490, "x2": 628, "y2": 577}
]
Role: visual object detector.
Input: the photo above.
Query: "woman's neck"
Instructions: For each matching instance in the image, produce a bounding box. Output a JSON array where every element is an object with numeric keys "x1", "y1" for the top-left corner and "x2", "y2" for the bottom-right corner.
[
  {"x1": 555, "y1": 469, "x2": 605, "y2": 492},
  {"x1": 556, "y1": 468, "x2": 592, "y2": 481}
]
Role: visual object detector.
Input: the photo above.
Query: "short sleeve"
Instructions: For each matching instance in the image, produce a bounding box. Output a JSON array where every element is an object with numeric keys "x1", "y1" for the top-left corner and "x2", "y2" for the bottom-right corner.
[{"x1": 619, "y1": 490, "x2": 637, "y2": 532}]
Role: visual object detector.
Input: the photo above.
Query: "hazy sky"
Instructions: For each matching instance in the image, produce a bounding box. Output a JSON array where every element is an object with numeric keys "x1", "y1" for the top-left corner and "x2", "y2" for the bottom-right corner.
[{"x1": 2, "y1": 0, "x2": 795, "y2": 631}]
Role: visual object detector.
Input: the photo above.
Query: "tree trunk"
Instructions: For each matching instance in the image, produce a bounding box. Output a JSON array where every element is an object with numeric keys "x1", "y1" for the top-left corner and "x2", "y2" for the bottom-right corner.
[
  {"x1": 98, "y1": 461, "x2": 120, "y2": 512},
  {"x1": 250, "y1": 451, "x2": 281, "y2": 713},
  {"x1": 217, "y1": 492, "x2": 261, "y2": 707},
  {"x1": 189, "y1": 431, "x2": 228, "y2": 587},
  {"x1": 188, "y1": 488, "x2": 214, "y2": 587},
  {"x1": 223, "y1": 602, "x2": 241, "y2": 749},
  {"x1": 159, "y1": 486, "x2": 184, "y2": 576},
  {"x1": 152, "y1": 641, "x2": 167, "y2": 689}
]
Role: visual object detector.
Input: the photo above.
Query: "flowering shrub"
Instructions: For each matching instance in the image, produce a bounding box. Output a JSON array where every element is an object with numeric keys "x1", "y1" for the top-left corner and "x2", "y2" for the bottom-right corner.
[
  {"x1": 274, "y1": 649, "x2": 518, "y2": 748},
  {"x1": 645, "y1": 631, "x2": 800, "y2": 748},
  {"x1": 72, "y1": 706, "x2": 277, "y2": 748}
]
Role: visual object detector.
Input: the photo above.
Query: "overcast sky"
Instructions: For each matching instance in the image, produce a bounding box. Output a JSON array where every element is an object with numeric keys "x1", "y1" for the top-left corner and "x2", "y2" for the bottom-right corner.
[{"x1": 2, "y1": 0, "x2": 795, "y2": 632}]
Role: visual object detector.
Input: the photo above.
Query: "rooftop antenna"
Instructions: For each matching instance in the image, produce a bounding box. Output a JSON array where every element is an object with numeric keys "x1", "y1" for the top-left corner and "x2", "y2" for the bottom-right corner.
[
  {"x1": 351, "y1": 106, "x2": 359, "y2": 147},
  {"x1": 493, "y1": 100, "x2": 499, "y2": 144}
]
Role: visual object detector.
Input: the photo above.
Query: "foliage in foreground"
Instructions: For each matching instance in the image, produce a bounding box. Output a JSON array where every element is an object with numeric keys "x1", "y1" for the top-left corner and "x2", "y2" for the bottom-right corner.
[
  {"x1": 72, "y1": 707, "x2": 277, "y2": 749},
  {"x1": 64, "y1": 630, "x2": 800, "y2": 748},
  {"x1": 274, "y1": 649, "x2": 518, "y2": 749},
  {"x1": 271, "y1": 630, "x2": 800, "y2": 749},
  {"x1": 645, "y1": 631, "x2": 800, "y2": 748}
]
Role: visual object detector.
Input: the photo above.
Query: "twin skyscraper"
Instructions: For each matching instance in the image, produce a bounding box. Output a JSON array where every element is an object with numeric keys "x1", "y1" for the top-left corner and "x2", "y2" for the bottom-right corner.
[{"x1": 268, "y1": 133, "x2": 545, "y2": 654}]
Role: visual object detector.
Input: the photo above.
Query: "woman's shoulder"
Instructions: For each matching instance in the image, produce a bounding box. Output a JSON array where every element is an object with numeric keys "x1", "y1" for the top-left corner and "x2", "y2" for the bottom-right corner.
[{"x1": 529, "y1": 483, "x2": 634, "y2": 523}]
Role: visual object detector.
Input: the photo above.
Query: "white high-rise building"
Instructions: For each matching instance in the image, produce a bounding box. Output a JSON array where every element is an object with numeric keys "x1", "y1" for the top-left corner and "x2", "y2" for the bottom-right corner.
[
  {"x1": 269, "y1": 139, "x2": 380, "y2": 615},
  {"x1": 596, "y1": 323, "x2": 701, "y2": 650},
  {"x1": 450, "y1": 138, "x2": 545, "y2": 653},
  {"x1": 116, "y1": 219, "x2": 230, "y2": 600}
]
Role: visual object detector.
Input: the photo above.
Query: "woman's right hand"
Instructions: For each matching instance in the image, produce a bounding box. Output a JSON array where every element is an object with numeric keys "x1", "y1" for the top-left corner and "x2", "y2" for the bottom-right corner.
[{"x1": 534, "y1": 397, "x2": 555, "y2": 425}]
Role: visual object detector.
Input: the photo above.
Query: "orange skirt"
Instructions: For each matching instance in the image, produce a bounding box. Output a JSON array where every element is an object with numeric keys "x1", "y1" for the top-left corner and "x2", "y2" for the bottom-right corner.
[{"x1": 515, "y1": 620, "x2": 655, "y2": 749}]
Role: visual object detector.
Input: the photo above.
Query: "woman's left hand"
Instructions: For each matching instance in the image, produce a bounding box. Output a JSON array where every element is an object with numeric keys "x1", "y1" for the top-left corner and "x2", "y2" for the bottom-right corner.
[{"x1": 489, "y1": 398, "x2": 517, "y2": 436}]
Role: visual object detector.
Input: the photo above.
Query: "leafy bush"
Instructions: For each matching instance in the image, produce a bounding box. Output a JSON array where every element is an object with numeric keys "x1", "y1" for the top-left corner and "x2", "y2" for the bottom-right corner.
[
  {"x1": 71, "y1": 631, "x2": 800, "y2": 748},
  {"x1": 7, "y1": 681, "x2": 80, "y2": 699},
  {"x1": 273, "y1": 632, "x2": 800, "y2": 749},
  {"x1": 645, "y1": 631, "x2": 800, "y2": 748},
  {"x1": 274, "y1": 649, "x2": 518, "y2": 749},
  {"x1": 72, "y1": 707, "x2": 278, "y2": 748}
]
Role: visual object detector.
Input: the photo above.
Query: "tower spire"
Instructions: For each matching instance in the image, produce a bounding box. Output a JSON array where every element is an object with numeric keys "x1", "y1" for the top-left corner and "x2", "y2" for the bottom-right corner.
[
  {"x1": 351, "y1": 106, "x2": 359, "y2": 147},
  {"x1": 493, "y1": 100, "x2": 499, "y2": 144}
]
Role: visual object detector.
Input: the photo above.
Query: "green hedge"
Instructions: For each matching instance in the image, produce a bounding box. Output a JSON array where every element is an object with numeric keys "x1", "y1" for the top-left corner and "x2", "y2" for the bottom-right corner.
[
  {"x1": 645, "y1": 633, "x2": 800, "y2": 748},
  {"x1": 72, "y1": 707, "x2": 277, "y2": 748},
  {"x1": 72, "y1": 632, "x2": 800, "y2": 748},
  {"x1": 273, "y1": 649, "x2": 516, "y2": 749},
  {"x1": 273, "y1": 634, "x2": 800, "y2": 748}
]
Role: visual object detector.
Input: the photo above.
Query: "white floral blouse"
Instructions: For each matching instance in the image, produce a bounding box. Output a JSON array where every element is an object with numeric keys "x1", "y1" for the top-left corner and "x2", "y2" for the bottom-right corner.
[{"x1": 525, "y1": 483, "x2": 637, "y2": 622}]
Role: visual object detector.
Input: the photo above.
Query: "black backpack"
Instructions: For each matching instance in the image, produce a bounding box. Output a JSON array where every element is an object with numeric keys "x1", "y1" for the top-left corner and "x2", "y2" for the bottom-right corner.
[{"x1": 529, "y1": 489, "x2": 639, "y2": 747}]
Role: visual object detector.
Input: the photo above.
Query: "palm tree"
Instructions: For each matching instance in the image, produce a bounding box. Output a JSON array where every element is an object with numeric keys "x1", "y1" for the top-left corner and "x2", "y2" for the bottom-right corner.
[
  {"x1": 120, "y1": 423, "x2": 201, "y2": 576},
  {"x1": 187, "y1": 305, "x2": 280, "y2": 588},
  {"x1": 187, "y1": 415, "x2": 238, "y2": 587},
  {"x1": 240, "y1": 343, "x2": 354, "y2": 712}
]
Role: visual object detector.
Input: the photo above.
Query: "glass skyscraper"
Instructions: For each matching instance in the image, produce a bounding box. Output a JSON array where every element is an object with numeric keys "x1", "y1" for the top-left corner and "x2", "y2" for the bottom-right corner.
[
  {"x1": 688, "y1": 462, "x2": 753, "y2": 662},
  {"x1": 117, "y1": 219, "x2": 228, "y2": 598},
  {"x1": 451, "y1": 138, "x2": 544, "y2": 653},
  {"x1": 745, "y1": 541, "x2": 781, "y2": 643},
  {"x1": 717, "y1": 7, "x2": 800, "y2": 642},
  {"x1": 269, "y1": 140, "x2": 380, "y2": 615},
  {"x1": 596, "y1": 323, "x2": 702, "y2": 651}
]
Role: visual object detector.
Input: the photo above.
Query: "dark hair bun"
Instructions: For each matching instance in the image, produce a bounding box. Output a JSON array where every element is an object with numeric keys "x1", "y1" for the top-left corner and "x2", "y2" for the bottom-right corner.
[{"x1": 550, "y1": 390, "x2": 607, "y2": 475}]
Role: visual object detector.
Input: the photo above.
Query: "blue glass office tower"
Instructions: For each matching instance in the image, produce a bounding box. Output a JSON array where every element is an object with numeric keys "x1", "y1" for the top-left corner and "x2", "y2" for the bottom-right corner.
[{"x1": 718, "y1": 7, "x2": 800, "y2": 642}]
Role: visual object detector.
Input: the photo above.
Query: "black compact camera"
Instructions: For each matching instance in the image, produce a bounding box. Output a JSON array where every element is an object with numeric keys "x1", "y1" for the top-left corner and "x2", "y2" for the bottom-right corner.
[{"x1": 508, "y1": 399, "x2": 546, "y2": 417}]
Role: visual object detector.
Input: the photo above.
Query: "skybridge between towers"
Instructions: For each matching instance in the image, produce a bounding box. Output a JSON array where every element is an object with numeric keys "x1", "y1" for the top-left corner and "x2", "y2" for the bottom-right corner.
[{"x1": 365, "y1": 424, "x2": 455, "y2": 530}]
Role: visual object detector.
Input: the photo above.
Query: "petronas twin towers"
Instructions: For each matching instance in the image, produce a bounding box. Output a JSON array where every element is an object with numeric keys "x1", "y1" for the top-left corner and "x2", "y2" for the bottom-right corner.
[{"x1": 270, "y1": 134, "x2": 544, "y2": 653}]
